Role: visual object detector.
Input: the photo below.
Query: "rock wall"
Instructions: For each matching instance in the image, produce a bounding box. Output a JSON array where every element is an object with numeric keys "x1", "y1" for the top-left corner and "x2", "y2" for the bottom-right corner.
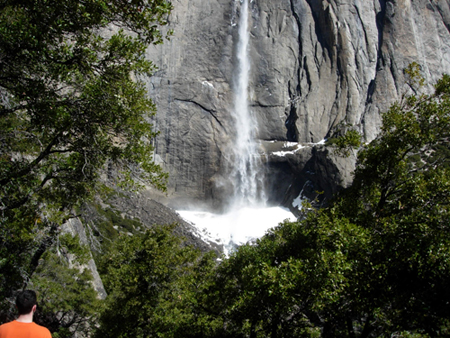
[
  {"x1": 61, "y1": 218, "x2": 107, "y2": 299},
  {"x1": 145, "y1": 0, "x2": 450, "y2": 208}
]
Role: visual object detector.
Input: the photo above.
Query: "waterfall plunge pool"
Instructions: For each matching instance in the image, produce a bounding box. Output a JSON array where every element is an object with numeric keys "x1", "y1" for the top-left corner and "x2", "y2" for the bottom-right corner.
[{"x1": 178, "y1": 207, "x2": 297, "y2": 255}]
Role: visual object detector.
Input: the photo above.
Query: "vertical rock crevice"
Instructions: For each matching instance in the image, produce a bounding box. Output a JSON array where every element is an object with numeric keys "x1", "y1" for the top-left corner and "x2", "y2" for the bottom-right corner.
[
  {"x1": 287, "y1": 0, "x2": 303, "y2": 142},
  {"x1": 435, "y1": 0, "x2": 450, "y2": 34}
]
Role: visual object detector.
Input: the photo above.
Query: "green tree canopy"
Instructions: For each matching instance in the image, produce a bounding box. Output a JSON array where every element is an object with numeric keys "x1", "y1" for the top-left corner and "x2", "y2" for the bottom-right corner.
[
  {"x1": 91, "y1": 71, "x2": 450, "y2": 338},
  {"x1": 94, "y1": 224, "x2": 219, "y2": 338},
  {"x1": 204, "y1": 72, "x2": 450, "y2": 337},
  {"x1": 0, "y1": 0, "x2": 171, "y2": 318},
  {"x1": 330, "y1": 72, "x2": 450, "y2": 336},
  {"x1": 31, "y1": 233, "x2": 102, "y2": 338}
]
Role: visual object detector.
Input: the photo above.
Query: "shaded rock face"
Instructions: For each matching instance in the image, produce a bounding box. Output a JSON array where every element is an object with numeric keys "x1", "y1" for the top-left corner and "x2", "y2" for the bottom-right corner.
[
  {"x1": 262, "y1": 141, "x2": 357, "y2": 212},
  {"x1": 61, "y1": 194, "x2": 220, "y2": 300},
  {"x1": 146, "y1": 0, "x2": 450, "y2": 208},
  {"x1": 97, "y1": 191, "x2": 224, "y2": 253},
  {"x1": 61, "y1": 218, "x2": 108, "y2": 300}
]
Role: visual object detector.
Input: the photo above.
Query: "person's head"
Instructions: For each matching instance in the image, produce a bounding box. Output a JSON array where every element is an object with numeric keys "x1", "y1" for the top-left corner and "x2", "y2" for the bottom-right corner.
[{"x1": 16, "y1": 290, "x2": 37, "y2": 315}]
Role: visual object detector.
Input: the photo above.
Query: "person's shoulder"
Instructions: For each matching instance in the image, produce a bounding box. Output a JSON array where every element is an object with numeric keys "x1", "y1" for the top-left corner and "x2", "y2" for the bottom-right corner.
[
  {"x1": 31, "y1": 322, "x2": 52, "y2": 337},
  {"x1": 0, "y1": 321, "x2": 51, "y2": 337},
  {"x1": 0, "y1": 320, "x2": 17, "y2": 330},
  {"x1": 0, "y1": 320, "x2": 20, "y2": 336},
  {"x1": 0, "y1": 321, "x2": 11, "y2": 328}
]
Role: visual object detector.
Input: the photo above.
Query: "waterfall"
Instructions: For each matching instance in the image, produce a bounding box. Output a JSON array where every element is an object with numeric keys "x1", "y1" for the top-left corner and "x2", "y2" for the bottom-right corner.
[
  {"x1": 229, "y1": 0, "x2": 266, "y2": 209},
  {"x1": 178, "y1": 0, "x2": 295, "y2": 253}
]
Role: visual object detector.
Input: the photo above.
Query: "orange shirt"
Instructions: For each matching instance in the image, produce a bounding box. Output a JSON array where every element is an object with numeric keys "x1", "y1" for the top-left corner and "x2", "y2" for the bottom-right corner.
[{"x1": 0, "y1": 320, "x2": 51, "y2": 338}]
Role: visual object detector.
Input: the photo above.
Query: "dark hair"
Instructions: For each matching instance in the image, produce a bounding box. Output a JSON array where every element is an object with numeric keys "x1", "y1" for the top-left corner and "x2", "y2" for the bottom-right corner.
[{"x1": 16, "y1": 290, "x2": 37, "y2": 315}]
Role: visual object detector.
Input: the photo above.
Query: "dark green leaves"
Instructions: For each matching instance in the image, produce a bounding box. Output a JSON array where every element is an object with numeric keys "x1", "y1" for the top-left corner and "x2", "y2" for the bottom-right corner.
[
  {"x1": 199, "y1": 71, "x2": 450, "y2": 337},
  {"x1": 0, "y1": 0, "x2": 170, "y2": 329},
  {"x1": 95, "y1": 225, "x2": 218, "y2": 338}
]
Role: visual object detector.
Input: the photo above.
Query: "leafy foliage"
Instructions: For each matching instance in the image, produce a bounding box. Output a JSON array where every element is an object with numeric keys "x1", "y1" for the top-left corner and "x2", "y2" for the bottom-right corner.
[
  {"x1": 94, "y1": 224, "x2": 219, "y2": 338},
  {"x1": 329, "y1": 129, "x2": 362, "y2": 157},
  {"x1": 326, "y1": 122, "x2": 362, "y2": 157},
  {"x1": 0, "y1": 0, "x2": 171, "y2": 332},
  {"x1": 31, "y1": 234, "x2": 102, "y2": 338},
  {"x1": 93, "y1": 72, "x2": 450, "y2": 338},
  {"x1": 194, "y1": 72, "x2": 450, "y2": 337},
  {"x1": 328, "y1": 72, "x2": 450, "y2": 336}
]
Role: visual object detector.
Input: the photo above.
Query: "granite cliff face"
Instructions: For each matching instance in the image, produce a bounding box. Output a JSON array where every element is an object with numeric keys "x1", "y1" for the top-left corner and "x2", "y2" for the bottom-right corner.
[{"x1": 145, "y1": 0, "x2": 450, "y2": 209}]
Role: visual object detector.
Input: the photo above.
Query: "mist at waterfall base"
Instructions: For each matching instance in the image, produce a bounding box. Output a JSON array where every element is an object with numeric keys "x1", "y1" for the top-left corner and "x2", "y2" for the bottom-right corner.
[{"x1": 178, "y1": 207, "x2": 296, "y2": 253}]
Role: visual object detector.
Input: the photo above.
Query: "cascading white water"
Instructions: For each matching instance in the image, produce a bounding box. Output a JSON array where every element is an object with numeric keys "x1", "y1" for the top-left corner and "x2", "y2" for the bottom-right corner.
[
  {"x1": 178, "y1": 0, "x2": 296, "y2": 253},
  {"x1": 229, "y1": 0, "x2": 266, "y2": 208}
]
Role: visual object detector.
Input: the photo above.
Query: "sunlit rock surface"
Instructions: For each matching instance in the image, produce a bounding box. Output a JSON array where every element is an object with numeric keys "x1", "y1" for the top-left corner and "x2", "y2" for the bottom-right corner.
[{"x1": 145, "y1": 0, "x2": 450, "y2": 209}]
